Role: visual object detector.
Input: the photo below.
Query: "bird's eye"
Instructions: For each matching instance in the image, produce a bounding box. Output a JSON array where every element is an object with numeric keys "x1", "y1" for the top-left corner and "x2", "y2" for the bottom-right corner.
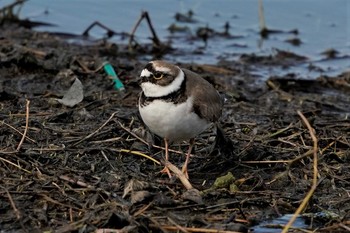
[{"x1": 153, "y1": 72, "x2": 164, "y2": 80}]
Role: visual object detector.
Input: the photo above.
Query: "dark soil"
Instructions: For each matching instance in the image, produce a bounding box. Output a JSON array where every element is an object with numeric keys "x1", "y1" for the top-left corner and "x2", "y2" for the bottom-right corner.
[{"x1": 0, "y1": 24, "x2": 350, "y2": 233}]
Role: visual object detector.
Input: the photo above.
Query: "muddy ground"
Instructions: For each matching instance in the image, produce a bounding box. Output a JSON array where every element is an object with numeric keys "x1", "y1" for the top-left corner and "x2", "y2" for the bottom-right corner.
[{"x1": 0, "y1": 24, "x2": 350, "y2": 233}]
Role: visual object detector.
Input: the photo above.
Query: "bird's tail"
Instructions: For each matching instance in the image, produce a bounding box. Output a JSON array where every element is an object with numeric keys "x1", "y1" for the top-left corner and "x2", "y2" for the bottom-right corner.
[{"x1": 214, "y1": 124, "x2": 235, "y2": 157}]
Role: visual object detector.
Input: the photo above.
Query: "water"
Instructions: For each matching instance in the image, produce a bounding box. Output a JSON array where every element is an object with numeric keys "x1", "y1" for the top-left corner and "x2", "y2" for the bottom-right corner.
[
  {"x1": 2, "y1": 0, "x2": 349, "y2": 79},
  {"x1": 251, "y1": 214, "x2": 308, "y2": 233}
]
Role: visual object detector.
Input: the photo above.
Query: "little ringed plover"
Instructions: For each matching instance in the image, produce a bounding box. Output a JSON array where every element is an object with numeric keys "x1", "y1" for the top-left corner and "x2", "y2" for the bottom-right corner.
[{"x1": 138, "y1": 60, "x2": 222, "y2": 178}]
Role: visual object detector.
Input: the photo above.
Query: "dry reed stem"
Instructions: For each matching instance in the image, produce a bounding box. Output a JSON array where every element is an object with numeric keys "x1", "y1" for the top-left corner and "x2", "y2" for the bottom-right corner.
[
  {"x1": 167, "y1": 217, "x2": 190, "y2": 233},
  {"x1": 3, "y1": 187, "x2": 21, "y2": 220},
  {"x1": 282, "y1": 110, "x2": 319, "y2": 233},
  {"x1": 73, "y1": 111, "x2": 117, "y2": 146},
  {"x1": 133, "y1": 202, "x2": 153, "y2": 217},
  {"x1": 0, "y1": 156, "x2": 31, "y2": 173},
  {"x1": 95, "y1": 229, "x2": 131, "y2": 233},
  {"x1": 1, "y1": 121, "x2": 36, "y2": 143},
  {"x1": 148, "y1": 224, "x2": 243, "y2": 233},
  {"x1": 128, "y1": 11, "x2": 161, "y2": 51},
  {"x1": 3, "y1": 186, "x2": 27, "y2": 231},
  {"x1": 118, "y1": 120, "x2": 188, "y2": 156},
  {"x1": 339, "y1": 223, "x2": 350, "y2": 231},
  {"x1": 16, "y1": 99, "x2": 30, "y2": 151},
  {"x1": 241, "y1": 148, "x2": 313, "y2": 166},
  {"x1": 39, "y1": 194, "x2": 82, "y2": 211},
  {"x1": 165, "y1": 161, "x2": 193, "y2": 190},
  {"x1": 258, "y1": 0, "x2": 266, "y2": 31},
  {"x1": 73, "y1": 57, "x2": 105, "y2": 73},
  {"x1": 120, "y1": 149, "x2": 160, "y2": 165},
  {"x1": 59, "y1": 175, "x2": 94, "y2": 189}
]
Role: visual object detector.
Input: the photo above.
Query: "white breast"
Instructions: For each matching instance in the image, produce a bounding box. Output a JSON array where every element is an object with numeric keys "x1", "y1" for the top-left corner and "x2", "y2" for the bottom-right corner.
[{"x1": 139, "y1": 97, "x2": 211, "y2": 142}]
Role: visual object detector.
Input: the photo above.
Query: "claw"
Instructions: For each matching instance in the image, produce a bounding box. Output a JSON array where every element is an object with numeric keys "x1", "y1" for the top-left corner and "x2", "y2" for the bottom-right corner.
[
  {"x1": 181, "y1": 138, "x2": 194, "y2": 180},
  {"x1": 160, "y1": 166, "x2": 172, "y2": 178}
]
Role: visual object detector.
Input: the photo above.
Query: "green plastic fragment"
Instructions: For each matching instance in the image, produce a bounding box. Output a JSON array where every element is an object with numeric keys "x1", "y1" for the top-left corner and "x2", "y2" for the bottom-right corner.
[{"x1": 103, "y1": 62, "x2": 125, "y2": 91}]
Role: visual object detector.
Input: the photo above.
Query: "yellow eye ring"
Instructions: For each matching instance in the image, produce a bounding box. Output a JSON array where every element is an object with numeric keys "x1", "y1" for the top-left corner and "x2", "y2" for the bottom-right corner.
[{"x1": 153, "y1": 73, "x2": 164, "y2": 80}]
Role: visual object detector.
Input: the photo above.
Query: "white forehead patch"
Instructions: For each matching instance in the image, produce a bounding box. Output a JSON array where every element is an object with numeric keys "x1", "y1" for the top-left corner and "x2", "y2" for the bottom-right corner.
[
  {"x1": 155, "y1": 66, "x2": 171, "y2": 73},
  {"x1": 141, "y1": 69, "x2": 185, "y2": 97},
  {"x1": 150, "y1": 61, "x2": 172, "y2": 73},
  {"x1": 140, "y1": 69, "x2": 153, "y2": 77}
]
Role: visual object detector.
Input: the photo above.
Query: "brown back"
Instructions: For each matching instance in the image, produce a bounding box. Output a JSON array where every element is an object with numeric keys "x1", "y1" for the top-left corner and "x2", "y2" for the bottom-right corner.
[{"x1": 183, "y1": 68, "x2": 222, "y2": 122}]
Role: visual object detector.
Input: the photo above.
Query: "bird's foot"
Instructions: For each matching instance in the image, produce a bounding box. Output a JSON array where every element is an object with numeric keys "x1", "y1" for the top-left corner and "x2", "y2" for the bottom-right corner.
[{"x1": 160, "y1": 166, "x2": 172, "y2": 178}]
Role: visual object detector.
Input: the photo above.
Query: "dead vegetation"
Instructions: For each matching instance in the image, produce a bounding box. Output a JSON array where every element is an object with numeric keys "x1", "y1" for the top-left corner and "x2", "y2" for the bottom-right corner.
[{"x1": 0, "y1": 9, "x2": 350, "y2": 233}]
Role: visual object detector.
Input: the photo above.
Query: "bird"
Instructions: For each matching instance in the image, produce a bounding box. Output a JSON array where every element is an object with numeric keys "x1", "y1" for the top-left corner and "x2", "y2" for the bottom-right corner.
[{"x1": 138, "y1": 60, "x2": 222, "y2": 178}]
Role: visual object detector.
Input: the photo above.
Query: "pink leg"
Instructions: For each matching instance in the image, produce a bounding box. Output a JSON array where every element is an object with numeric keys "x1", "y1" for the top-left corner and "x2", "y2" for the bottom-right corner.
[
  {"x1": 160, "y1": 138, "x2": 172, "y2": 178},
  {"x1": 182, "y1": 138, "x2": 195, "y2": 179}
]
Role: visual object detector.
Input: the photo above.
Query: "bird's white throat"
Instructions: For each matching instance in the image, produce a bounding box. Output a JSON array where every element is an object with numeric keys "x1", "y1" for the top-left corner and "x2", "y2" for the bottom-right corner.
[{"x1": 140, "y1": 69, "x2": 185, "y2": 97}]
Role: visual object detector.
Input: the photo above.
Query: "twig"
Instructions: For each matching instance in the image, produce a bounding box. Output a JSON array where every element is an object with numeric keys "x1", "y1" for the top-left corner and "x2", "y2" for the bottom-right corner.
[
  {"x1": 2, "y1": 186, "x2": 21, "y2": 220},
  {"x1": 242, "y1": 160, "x2": 288, "y2": 164},
  {"x1": 90, "y1": 137, "x2": 122, "y2": 144},
  {"x1": 266, "y1": 80, "x2": 293, "y2": 100},
  {"x1": 133, "y1": 202, "x2": 153, "y2": 217},
  {"x1": 16, "y1": 99, "x2": 30, "y2": 151},
  {"x1": 167, "y1": 217, "x2": 190, "y2": 233},
  {"x1": 117, "y1": 120, "x2": 185, "y2": 156},
  {"x1": 117, "y1": 120, "x2": 148, "y2": 144},
  {"x1": 143, "y1": 11, "x2": 161, "y2": 46},
  {"x1": 39, "y1": 194, "x2": 82, "y2": 211},
  {"x1": 14, "y1": 44, "x2": 46, "y2": 58},
  {"x1": 82, "y1": 21, "x2": 119, "y2": 37},
  {"x1": 148, "y1": 217, "x2": 171, "y2": 233},
  {"x1": 95, "y1": 228, "x2": 135, "y2": 233},
  {"x1": 59, "y1": 175, "x2": 94, "y2": 189},
  {"x1": 8, "y1": 112, "x2": 50, "y2": 117},
  {"x1": 241, "y1": 148, "x2": 313, "y2": 166},
  {"x1": 73, "y1": 57, "x2": 105, "y2": 74},
  {"x1": 128, "y1": 12, "x2": 146, "y2": 50},
  {"x1": 339, "y1": 223, "x2": 350, "y2": 231},
  {"x1": 0, "y1": 156, "x2": 31, "y2": 173},
  {"x1": 258, "y1": 0, "x2": 266, "y2": 30},
  {"x1": 128, "y1": 11, "x2": 161, "y2": 51},
  {"x1": 0, "y1": 0, "x2": 27, "y2": 20},
  {"x1": 101, "y1": 150, "x2": 116, "y2": 170},
  {"x1": 282, "y1": 110, "x2": 318, "y2": 233},
  {"x1": 120, "y1": 149, "x2": 160, "y2": 165},
  {"x1": 287, "y1": 149, "x2": 313, "y2": 166},
  {"x1": 1, "y1": 121, "x2": 36, "y2": 143},
  {"x1": 73, "y1": 111, "x2": 117, "y2": 146},
  {"x1": 148, "y1": 224, "x2": 243, "y2": 233},
  {"x1": 320, "y1": 137, "x2": 340, "y2": 154},
  {"x1": 3, "y1": 186, "x2": 28, "y2": 232},
  {"x1": 263, "y1": 123, "x2": 294, "y2": 139},
  {"x1": 165, "y1": 161, "x2": 193, "y2": 190}
]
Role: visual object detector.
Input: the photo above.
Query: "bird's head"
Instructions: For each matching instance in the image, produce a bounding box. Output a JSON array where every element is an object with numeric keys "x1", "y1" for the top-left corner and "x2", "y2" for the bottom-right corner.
[{"x1": 139, "y1": 60, "x2": 185, "y2": 97}]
